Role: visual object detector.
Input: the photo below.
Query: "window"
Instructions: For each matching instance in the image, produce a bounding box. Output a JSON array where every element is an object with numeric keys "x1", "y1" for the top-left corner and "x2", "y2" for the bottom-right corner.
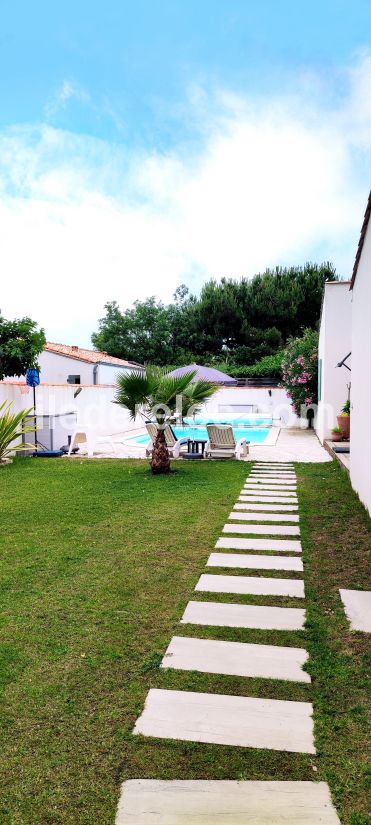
[{"x1": 67, "y1": 374, "x2": 81, "y2": 385}]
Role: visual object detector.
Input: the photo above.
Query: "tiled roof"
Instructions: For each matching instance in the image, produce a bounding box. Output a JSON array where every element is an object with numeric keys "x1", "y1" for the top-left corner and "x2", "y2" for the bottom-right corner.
[
  {"x1": 351, "y1": 190, "x2": 371, "y2": 289},
  {"x1": 45, "y1": 342, "x2": 143, "y2": 368}
]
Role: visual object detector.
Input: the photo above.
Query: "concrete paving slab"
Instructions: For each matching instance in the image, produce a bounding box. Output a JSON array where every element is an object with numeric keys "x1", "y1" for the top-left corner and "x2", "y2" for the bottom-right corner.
[
  {"x1": 216, "y1": 537, "x2": 302, "y2": 552},
  {"x1": 223, "y1": 523, "x2": 300, "y2": 536},
  {"x1": 196, "y1": 573, "x2": 305, "y2": 598},
  {"x1": 161, "y1": 636, "x2": 310, "y2": 682},
  {"x1": 242, "y1": 488, "x2": 298, "y2": 497},
  {"x1": 229, "y1": 511, "x2": 299, "y2": 522},
  {"x1": 207, "y1": 552, "x2": 303, "y2": 572},
  {"x1": 238, "y1": 496, "x2": 298, "y2": 512},
  {"x1": 239, "y1": 495, "x2": 298, "y2": 504},
  {"x1": 133, "y1": 689, "x2": 315, "y2": 753},
  {"x1": 116, "y1": 779, "x2": 340, "y2": 825},
  {"x1": 181, "y1": 600, "x2": 306, "y2": 630},
  {"x1": 250, "y1": 472, "x2": 296, "y2": 477},
  {"x1": 339, "y1": 589, "x2": 371, "y2": 632},
  {"x1": 245, "y1": 479, "x2": 297, "y2": 486}
]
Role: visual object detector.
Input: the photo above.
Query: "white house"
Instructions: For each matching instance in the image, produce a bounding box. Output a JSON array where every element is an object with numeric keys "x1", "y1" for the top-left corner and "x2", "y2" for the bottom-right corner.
[
  {"x1": 350, "y1": 192, "x2": 371, "y2": 515},
  {"x1": 38, "y1": 342, "x2": 143, "y2": 385},
  {"x1": 316, "y1": 281, "x2": 352, "y2": 444}
]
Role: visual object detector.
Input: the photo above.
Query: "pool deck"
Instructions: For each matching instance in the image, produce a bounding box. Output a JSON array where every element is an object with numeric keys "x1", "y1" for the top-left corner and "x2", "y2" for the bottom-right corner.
[{"x1": 76, "y1": 427, "x2": 331, "y2": 464}]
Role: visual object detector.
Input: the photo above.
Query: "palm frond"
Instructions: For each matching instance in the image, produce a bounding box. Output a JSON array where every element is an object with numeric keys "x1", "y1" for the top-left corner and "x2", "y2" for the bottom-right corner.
[
  {"x1": 0, "y1": 402, "x2": 35, "y2": 461},
  {"x1": 180, "y1": 380, "x2": 217, "y2": 417}
]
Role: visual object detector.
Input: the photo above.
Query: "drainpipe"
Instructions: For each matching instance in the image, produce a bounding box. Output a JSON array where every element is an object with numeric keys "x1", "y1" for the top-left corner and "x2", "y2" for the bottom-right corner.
[{"x1": 93, "y1": 364, "x2": 98, "y2": 385}]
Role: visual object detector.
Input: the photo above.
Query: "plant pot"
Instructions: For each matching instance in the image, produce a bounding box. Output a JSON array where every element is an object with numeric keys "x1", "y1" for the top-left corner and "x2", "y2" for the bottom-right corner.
[
  {"x1": 331, "y1": 432, "x2": 343, "y2": 442},
  {"x1": 337, "y1": 414, "x2": 350, "y2": 439}
]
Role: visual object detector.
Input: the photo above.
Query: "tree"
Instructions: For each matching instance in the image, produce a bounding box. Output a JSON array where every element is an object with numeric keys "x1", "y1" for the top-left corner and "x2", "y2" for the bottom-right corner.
[
  {"x1": 0, "y1": 317, "x2": 46, "y2": 380},
  {"x1": 281, "y1": 329, "x2": 319, "y2": 416},
  {"x1": 91, "y1": 262, "x2": 337, "y2": 368},
  {"x1": 114, "y1": 366, "x2": 217, "y2": 474}
]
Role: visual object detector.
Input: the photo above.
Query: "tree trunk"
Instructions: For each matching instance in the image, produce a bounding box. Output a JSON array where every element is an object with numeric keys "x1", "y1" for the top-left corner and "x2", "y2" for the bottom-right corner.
[{"x1": 151, "y1": 427, "x2": 171, "y2": 474}]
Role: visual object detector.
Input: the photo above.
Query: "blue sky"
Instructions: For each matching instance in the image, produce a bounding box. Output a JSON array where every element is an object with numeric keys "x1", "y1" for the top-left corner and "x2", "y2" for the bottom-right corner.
[{"x1": 1, "y1": 1, "x2": 371, "y2": 344}]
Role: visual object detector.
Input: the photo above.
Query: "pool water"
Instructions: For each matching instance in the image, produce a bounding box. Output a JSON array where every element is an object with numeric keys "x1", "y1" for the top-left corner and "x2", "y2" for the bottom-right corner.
[{"x1": 129, "y1": 425, "x2": 271, "y2": 446}]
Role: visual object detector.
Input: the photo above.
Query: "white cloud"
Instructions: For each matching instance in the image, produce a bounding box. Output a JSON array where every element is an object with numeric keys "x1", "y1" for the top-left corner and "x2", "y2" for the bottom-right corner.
[
  {"x1": 0, "y1": 55, "x2": 370, "y2": 345},
  {"x1": 45, "y1": 80, "x2": 90, "y2": 119}
]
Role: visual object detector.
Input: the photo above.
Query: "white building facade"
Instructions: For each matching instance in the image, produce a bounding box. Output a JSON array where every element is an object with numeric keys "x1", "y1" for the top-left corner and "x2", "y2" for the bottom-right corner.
[
  {"x1": 316, "y1": 281, "x2": 352, "y2": 444},
  {"x1": 350, "y1": 194, "x2": 371, "y2": 515},
  {"x1": 38, "y1": 343, "x2": 143, "y2": 386}
]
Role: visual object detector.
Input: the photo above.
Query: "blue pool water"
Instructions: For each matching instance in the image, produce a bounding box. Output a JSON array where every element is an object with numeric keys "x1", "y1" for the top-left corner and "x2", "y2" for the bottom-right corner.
[{"x1": 128, "y1": 425, "x2": 271, "y2": 446}]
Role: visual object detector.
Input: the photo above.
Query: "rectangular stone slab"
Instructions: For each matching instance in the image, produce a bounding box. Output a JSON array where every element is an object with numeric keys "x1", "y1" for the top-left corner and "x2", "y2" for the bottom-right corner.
[
  {"x1": 255, "y1": 462, "x2": 294, "y2": 466},
  {"x1": 243, "y1": 486, "x2": 297, "y2": 494},
  {"x1": 133, "y1": 688, "x2": 315, "y2": 753},
  {"x1": 161, "y1": 636, "x2": 310, "y2": 682},
  {"x1": 181, "y1": 600, "x2": 306, "y2": 630},
  {"x1": 250, "y1": 472, "x2": 296, "y2": 477},
  {"x1": 216, "y1": 536, "x2": 302, "y2": 552},
  {"x1": 339, "y1": 589, "x2": 371, "y2": 632},
  {"x1": 196, "y1": 573, "x2": 305, "y2": 598},
  {"x1": 251, "y1": 469, "x2": 295, "y2": 473},
  {"x1": 244, "y1": 480, "x2": 297, "y2": 487},
  {"x1": 208, "y1": 552, "x2": 303, "y2": 572},
  {"x1": 239, "y1": 495, "x2": 298, "y2": 504},
  {"x1": 230, "y1": 511, "x2": 299, "y2": 522},
  {"x1": 250, "y1": 476, "x2": 297, "y2": 482},
  {"x1": 116, "y1": 779, "x2": 340, "y2": 825},
  {"x1": 223, "y1": 523, "x2": 300, "y2": 536},
  {"x1": 238, "y1": 496, "x2": 298, "y2": 511}
]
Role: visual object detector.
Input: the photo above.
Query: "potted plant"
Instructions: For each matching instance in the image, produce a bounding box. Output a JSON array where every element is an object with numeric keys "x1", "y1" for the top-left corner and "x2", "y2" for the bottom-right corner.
[
  {"x1": 331, "y1": 426, "x2": 343, "y2": 443},
  {"x1": 337, "y1": 399, "x2": 350, "y2": 440}
]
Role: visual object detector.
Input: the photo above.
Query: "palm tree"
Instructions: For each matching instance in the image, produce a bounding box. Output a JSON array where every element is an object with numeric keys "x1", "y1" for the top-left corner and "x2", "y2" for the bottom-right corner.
[{"x1": 114, "y1": 366, "x2": 217, "y2": 474}]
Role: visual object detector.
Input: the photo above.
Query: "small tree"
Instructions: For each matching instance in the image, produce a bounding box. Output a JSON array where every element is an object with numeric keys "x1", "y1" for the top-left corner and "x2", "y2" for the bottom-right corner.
[
  {"x1": 281, "y1": 329, "x2": 319, "y2": 416},
  {"x1": 0, "y1": 317, "x2": 46, "y2": 380},
  {"x1": 114, "y1": 366, "x2": 217, "y2": 474}
]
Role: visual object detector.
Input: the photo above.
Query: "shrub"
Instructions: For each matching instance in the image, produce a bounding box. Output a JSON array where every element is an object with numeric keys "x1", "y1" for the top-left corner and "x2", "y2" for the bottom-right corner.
[
  {"x1": 0, "y1": 401, "x2": 35, "y2": 463},
  {"x1": 281, "y1": 329, "x2": 318, "y2": 415}
]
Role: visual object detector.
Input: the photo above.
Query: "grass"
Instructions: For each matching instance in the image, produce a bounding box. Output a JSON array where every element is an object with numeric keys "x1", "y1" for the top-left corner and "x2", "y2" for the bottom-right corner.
[{"x1": 0, "y1": 456, "x2": 369, "y2": 824}]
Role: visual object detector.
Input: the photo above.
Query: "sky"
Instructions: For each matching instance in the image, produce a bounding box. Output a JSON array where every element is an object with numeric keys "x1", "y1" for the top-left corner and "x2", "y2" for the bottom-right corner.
[{"x1": 1, "y1": 0, "x2": 371, "y2": 346}]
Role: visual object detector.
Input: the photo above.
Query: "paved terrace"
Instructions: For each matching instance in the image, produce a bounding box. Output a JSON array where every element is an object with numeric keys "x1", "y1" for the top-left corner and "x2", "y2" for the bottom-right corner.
[{"x1": 84, "y1": 428, "x2": 332, "y2": 463}]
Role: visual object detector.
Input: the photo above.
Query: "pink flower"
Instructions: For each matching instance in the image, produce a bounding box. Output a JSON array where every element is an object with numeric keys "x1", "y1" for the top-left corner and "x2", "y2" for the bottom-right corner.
[{"x1": 297, "y1": 356, "x2": 304, "y2": 365}]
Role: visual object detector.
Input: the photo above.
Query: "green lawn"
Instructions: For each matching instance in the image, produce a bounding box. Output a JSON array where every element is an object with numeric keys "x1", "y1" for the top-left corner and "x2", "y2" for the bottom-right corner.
[{"x1": 0, "y1": 457, "x2": 369, "y2": 825}]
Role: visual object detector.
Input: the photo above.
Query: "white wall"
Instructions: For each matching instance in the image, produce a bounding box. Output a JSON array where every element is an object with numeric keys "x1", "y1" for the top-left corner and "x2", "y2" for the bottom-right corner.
[
  {"x1": 0, "y1": 382, "x2": 141, "y2": 452},
  {"x1": 201, "y1": 386, "x2": 299, "y2": 427},
  {"x1": 38, "y1": 351, "x2": 94, "y2": 384},
  {"x1": 316, "y1": 282, "x2": 352, "y2": 443},
  {"x1": 37, "y1": 351, "x2": 139, "y2": 385},
  {"x1": 350, "y1": 221, "x2": 371, "y2": 515}
]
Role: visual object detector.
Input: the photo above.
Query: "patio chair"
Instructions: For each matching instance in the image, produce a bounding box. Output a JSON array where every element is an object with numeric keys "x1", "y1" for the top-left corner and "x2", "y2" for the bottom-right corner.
[
  {"x1": 204, "y1": 424, "x2": 248, "y2": 460},
  {"x1": 145, "y1": 422, "x2": 188, "y2": 458},
  {"x1": 67, "y1": 429, "x2": 95, "y2": 458}
]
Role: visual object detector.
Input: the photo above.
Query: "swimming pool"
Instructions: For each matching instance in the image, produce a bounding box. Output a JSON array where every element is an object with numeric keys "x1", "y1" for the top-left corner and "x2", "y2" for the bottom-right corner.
[{"x1": 128, "y1": 423, "x2": 272, "y2": 446}]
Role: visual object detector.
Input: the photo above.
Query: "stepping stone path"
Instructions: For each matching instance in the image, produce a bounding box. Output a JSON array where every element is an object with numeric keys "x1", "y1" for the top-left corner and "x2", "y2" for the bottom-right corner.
[
  {"x1": 339, "y1": 588, "x2": 371, "y2": 632},
  {"x1": 117, "y1": 461, "x2": 340, "y2": 824}
]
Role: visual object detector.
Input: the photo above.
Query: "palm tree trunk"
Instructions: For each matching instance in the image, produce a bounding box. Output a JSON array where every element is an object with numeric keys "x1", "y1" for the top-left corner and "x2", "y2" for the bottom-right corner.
[{"x1": 151, "y1": 428, "x2": 171, "y2": 474}]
